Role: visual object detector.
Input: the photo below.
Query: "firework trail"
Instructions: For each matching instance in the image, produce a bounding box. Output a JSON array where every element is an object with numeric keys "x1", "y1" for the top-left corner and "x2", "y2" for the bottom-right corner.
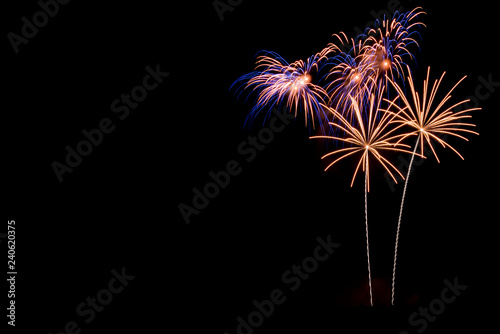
[
  {"x1": 386, "y1": 66, "x2": 480, "y2": 305},
  {"x1": 364, "y1": 156, "x2": 373, "y2": 306}
]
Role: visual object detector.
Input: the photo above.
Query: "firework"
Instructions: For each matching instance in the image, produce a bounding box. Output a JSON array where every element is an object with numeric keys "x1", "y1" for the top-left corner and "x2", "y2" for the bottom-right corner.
[
  {"x1": 387, "y1": 66, "x2": 480, "y2": 305},
  {"x1": 231, "y1": 49, "x2": 332, "y2": 130},
  {"x1": 311, "y1": 86, "x2": 421, "y2": 305},
  {"x1": 323, "y1": 32, "x2": 377, "y2": 119},
  {"x1": 311, "y1": 86, "x2": 419, "y2": 192},
  {"x1": 325, "y1": 8, "x2": 425, "y2": 120},
  {"x1": 363, "y1": 7, "x2": 426, "y2": 87}
]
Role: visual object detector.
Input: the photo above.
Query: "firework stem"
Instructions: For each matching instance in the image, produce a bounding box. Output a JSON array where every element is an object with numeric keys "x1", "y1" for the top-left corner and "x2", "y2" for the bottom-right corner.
[
  {"x1": 391, "y1": 134, "x2": 420, "y2": 305},
  {"x1": 365, "y1": 157, "x2": 373, "y2": 306}
]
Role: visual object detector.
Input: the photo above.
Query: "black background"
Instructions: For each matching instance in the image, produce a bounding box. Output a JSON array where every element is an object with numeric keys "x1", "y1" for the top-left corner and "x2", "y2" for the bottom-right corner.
[{"x1": 3, "y1": 0, "x2": 499, "y2": 333}]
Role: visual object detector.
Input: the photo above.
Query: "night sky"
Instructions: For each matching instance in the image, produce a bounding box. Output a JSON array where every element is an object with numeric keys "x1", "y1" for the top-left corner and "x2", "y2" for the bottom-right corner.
[{"x1": 4, "y1": 0, "x2": 499, "y2": 333}]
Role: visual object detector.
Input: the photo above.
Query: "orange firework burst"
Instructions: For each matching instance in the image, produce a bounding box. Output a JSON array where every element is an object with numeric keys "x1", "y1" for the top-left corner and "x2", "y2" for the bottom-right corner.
[
  {"x1": 386, "y1": 66, "x2": 480, "y2": 161},
  {"x1": 311, "y1": 86, "x2": 420, "y2": 192},
  {"x1": 387, "y1": 65, "x2": 479, "y2": 306}
]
